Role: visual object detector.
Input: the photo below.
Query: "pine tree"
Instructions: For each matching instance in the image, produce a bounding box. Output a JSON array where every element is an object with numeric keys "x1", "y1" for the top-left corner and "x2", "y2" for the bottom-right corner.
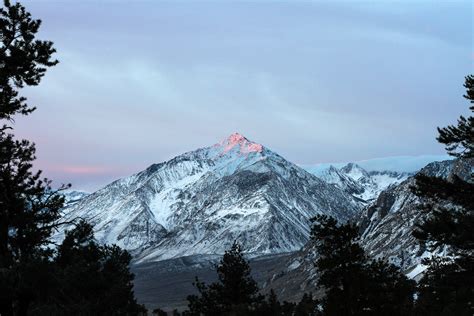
[
  {"x1": 311, "y1": 215, "x2": 415, "y2": 315},
  {"x1": 0, "y1": 1, "x2": 66, "y2": 314},
  {"x1": 362, "y1": 259, "x2": 416, "y2": 315},
  {"x1": 0, "y1": 131, "x2": 67, "y2": 315},
  {"x1": 261, "y1": 290, "x2": 283, "y2": 316},
  {"x1": 412, "y1": 75, "x2": 474, "y2": 315},
  {"x1": 0, "y1": 1, "x2": 146, "y2": 315},
  {"x1": 293, "y1": 293, "x2": 318, "y2": 316},
  {"x1": 31, "y1": 221, "x2": 146, "y2": 315},
  {"x1": 311, "y1": 215, "x2": 366, "y2": 315},
  {"x1": 152, "y1": 308, "x2": 168, "y2": 316},
  {"x1": 186, "y1": 242, "x2": 263, "y2": 316},
  {"x1": 254, "y1": 289, "x2": 293, "y2": 316},
  {"x1": 436, "y1": 75, "x2": 474, "y2": 159},
  {"x1": 0, "y1": 0, "x2": 58, "y2": 120}
]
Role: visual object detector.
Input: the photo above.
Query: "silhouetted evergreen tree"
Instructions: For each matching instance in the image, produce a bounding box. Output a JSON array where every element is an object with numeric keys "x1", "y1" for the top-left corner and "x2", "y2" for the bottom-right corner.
[
  {"x1": 0, "y1": 0, "x2": 58, "y2": 120},
  {"x1": 0, "y1": 1, "x2": 145, "y2": 314},
  {"x1": 412, "y1": 75, "x2": 474, "y2": 315},
  {"x1": 293, "y1": 293, "x2": 318, "y2": 316},
  {"x1": 254, "y1": 289, "x2": 298, "y2": 316},
  {"x1": 186, "y1": 242, "x2": 263, "y2": 315},
  {"x1": 152, "y1": 308, "x2": 169, "y2": 316},
  {"x1": 259, "y1": 290, "x2": 283, "y2": 316},
  {"x1": 436, "y1": 75, "x2": 474, "y2": 159},
  {"x1": 0, "y1": 1, "x2": 65, "y2": 314},
  {"x1": 311, "y1": 215, "x2": 415, "y2": 315},
  {"x1": 31, "y1": 221, "x2": 146, "y2": 315},
  {"x1": 363, "y1": 259, "x2": 416, "y2": 315},
  {"x1": 311, "y1": 215, "x2": 366, "y2": 315},
  {"x1": 281, "y1": 301, "x2": 298, "y2": 315}
]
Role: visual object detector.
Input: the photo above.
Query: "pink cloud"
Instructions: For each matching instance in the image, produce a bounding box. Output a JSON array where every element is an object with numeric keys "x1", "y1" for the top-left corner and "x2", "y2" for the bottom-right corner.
[{"x1": 51, "y1": 165, "x2": 111, "y2": 175}]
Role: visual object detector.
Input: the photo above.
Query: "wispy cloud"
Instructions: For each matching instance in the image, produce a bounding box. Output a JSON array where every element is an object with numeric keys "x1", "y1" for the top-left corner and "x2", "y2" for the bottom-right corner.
[
  {"x1": 51, "y1": 165, "x2": 111, "y2": 175},
  {"x1": 14, "y1": 0, "x2": 472, "y2": 190}
]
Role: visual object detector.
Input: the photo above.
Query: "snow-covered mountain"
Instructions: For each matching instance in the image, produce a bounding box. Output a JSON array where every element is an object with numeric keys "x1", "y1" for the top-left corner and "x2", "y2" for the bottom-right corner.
[
  {"x1": 305, "y1": 162, "x2": 410, "y2": 201},
  {"x1": 304, "y1": 155, "x2": 451, "y2": 174},
  {"x1": 62, "y1": 190, "x2": 90, "y2": 206},
  {"x1": 358, "y1": 158, "x2": 473, "y2": 276},
  {"x1": 58, "y1": 133, "x2": 361, "y2": 262},
  {"x1": 264, "y1": 158, "x2": 473, "y2": 296}
]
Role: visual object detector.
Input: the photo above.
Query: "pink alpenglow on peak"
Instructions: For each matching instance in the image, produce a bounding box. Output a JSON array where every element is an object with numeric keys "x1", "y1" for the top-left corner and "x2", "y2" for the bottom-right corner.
[{"x1": 219, "y1": 133, "x2": 263, "y2": 154}]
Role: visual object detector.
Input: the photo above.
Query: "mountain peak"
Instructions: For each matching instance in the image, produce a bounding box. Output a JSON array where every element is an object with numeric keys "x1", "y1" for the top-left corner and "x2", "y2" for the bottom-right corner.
[
  {"x1": 340, "y1": 163, "x2": 369, "y2": 181},
  {"x1": 342, "y1": 162, "x2": 364, "y2": 172},
  {"x1": 225, "y1": 132, "x2": 247, "y2": 142},
  {"x1": 219, "y1": 132, "x2": 263, "y2": 154}
]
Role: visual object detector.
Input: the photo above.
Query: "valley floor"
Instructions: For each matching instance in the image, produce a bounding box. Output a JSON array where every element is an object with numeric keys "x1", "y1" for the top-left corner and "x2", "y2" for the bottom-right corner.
[{"x1": 132, "y1": 253, "x2": 296, "y2": 312}]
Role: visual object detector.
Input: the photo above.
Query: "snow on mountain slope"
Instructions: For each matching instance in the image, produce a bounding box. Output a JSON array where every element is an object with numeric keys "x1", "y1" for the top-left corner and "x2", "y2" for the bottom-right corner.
[
  {"x1": 359, "y1": 158, "x2": 473, "y2": 272},
  {"x1": 62, "y1": 190, "x2": 90, "y2": 206},
  {"x1": 306, "y1": 162, "x2": 410, "y2": 201},
  {"x1": 263, "y1": 158, "x2": 472, "y2": 298},
  {"x1": 58, "y1": 133, "x2": 361, "y2": 262},
  {"x1": 311, "y1": 166, "x2": 366, "y2": 197},
  {"x1": 303, "y1": 155, "x2": 451, "y2": 174}
]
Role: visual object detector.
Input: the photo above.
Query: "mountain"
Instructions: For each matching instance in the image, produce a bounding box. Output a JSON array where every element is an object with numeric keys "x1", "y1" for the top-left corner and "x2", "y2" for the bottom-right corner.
[
  {"x1": 303, "y1": 155, "x2": 451, "y2": 174},
  {"x1": 62, "y1": 190, "x2": 90, "y2": 206},
  {"x1": 58, "y1": 133, "x2": 361, "y2": 263},
  {"x1": 263, "y1": 158, "x2": 473, "y2": 298},
  {"x1": 306, "y1": 162, "x2": 410, "y2": 201},
  {"x1": 358, "y1": 158, "x2": 473, "y2": 276}
]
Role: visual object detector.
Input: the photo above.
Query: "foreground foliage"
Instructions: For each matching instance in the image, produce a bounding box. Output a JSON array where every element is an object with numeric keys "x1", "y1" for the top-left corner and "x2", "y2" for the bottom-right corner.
[
  {"x1": 186, "y1": 242, "x2": 263, "y2": 315},
  {"x1": 311, "y1": 215, "x2": 415, "y2": 315},
  {"x1": 0, "y1": 1, "x2": 144, "y2": 315},
  {"x1": 181, "y1": 242, "x2": 318, "y2": 316},
  {"x1": 412, "y1": 75, "x2": 474, "y2": 315}
]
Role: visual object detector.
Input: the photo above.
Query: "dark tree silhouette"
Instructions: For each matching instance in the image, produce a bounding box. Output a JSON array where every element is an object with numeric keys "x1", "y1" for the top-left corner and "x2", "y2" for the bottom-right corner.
[
  {"x1": 412, "y1": 75, "x2": 474, "y2": 315},
  {"x1": 437, "y1": 75, "x2": 474, "y2": 158},
  {"x1": 0, "y1": 1, "x2": 65, "y2": 314},
  {"x1": 0, "y1": 1, "x2": 145, "y2": 315},
  {"x1": 293, "y1": 293, "x2": 318, "y2": 316},
  {"x1": 0, "y1": 0, "x2": 58, "y2": 120},
  {"x1": 0, "y1": 130, "x2": 67, "y2": 315},
  {"x1": 186, "y1": 242, "x2": 263, "y2": 315},
  {"x1": 152, "y1": 308, "x2": 169, "y2": 316},
  {"x1": 311, "y1": 215, "x2": 366, "y2": 315},
  {"x1": 311, "y1": 215, "x2": 415, "y2": 315},
  {"x1": 30, "y1": 221, "x2": 146, "y2": 315},
  {"x1": 253, "y1": 289, "x2": 298, "y2": 316}
]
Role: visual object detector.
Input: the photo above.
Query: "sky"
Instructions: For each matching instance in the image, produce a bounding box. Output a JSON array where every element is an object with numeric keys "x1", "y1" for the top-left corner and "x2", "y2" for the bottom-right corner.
[{"x1": 12, "y1": 0, "x2": 473, "y2": 190}]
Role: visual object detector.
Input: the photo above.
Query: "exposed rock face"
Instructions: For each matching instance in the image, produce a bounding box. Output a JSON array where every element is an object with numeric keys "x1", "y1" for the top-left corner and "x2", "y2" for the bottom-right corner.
[
  {"x1": 359, "y1": 158, "x2": 473, "y2": 273},
  {"x1": 260, "y1": 242, "x2": 322, "y2": 302},
  {"x1": 62, "y1": 190, "x2": 90, "y2": 206}
]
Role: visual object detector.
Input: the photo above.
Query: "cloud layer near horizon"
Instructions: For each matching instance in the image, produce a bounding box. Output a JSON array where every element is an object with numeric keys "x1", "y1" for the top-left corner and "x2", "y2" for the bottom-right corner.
[{"x1": 13, "y1": 0, "x2": 473, "y2": 190}]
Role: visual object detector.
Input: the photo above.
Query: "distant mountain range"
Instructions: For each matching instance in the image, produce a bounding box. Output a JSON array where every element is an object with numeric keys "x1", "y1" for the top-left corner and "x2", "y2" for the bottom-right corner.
[
  {"x1": 303, "y1": 154, "x2": 451, "y2": 174},
  {"x1": 262, "y1": 158, "x2": 472, "y2": 301},
  {"x1": 304, "y1": 163, "x2": 411, "y2": 201}
]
